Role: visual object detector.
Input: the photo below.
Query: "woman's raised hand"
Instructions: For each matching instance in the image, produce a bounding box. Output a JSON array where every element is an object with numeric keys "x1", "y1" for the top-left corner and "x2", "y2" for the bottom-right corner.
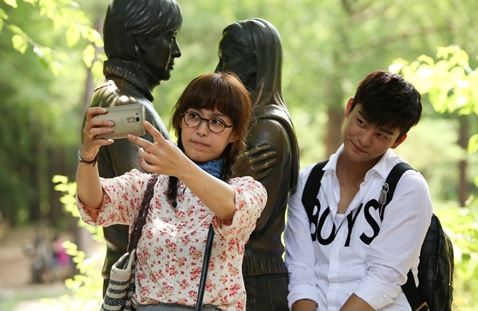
[
  {"x1": 128, "y1": 121, "x2": 187, "y2": 176},
  {"x1": 80, "y1": 107, "x2": 114, "y2": 160}
]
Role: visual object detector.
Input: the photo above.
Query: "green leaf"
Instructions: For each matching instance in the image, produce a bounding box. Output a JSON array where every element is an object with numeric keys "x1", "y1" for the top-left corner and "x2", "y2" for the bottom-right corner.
[
  {"x1": 3, "y1": 0, "x2": 17, "y2": 8},
  {"x1": 0, "y1": 19, "x2": 3, "y2": 32},
  {"x1": 66, "y1": 26, "x2": 80, "y2": 47},
  {"x1": 8, "y1": 24, "x2": 24, "y2": 35},
  {"x1": 468, "y1": 134, "x2": 478, "y2": 154},
  {"x1": 0, "y1": 8, "x2": 8, "y2": 19},
  {"x1": 11, "y1": 34, "x2": 28, "y2": 53},
  {"x1": 52, "y1": 175, "x2": 69, "y2": 184},
  {"x1": 82, "y1": 44, "x2": 95, "y2": 67},
  {"x1": 49, "y1": 61, "x2": 62, "y2": 76}
]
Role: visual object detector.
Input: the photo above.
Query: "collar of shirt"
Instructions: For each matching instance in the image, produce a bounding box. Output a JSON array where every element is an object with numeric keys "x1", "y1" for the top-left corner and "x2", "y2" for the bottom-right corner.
[{"x1": 323, "y1": 144, "x2": 402, "y2": 182}]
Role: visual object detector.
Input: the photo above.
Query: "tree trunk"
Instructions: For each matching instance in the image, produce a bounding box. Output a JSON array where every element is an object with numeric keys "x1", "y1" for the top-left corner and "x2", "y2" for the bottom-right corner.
[
  {"x1": 325, "y1": 105, "x2": 344, "y2": 157},
  {"x1": 457, "y1": 115, "x2": 469, "y2": 207}
]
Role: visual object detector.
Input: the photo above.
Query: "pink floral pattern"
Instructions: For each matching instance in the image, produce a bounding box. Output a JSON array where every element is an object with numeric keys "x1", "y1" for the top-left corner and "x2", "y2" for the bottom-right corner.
[{"x1": 77, "y1": 169, "x2": 266, "y2": 311}]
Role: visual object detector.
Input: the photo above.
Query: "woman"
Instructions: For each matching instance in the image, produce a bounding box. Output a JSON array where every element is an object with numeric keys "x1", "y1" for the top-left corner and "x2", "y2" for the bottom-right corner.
[
  {"x1": 216, "y1": 18, "x2": 300, "y2": 311},
  {"x1": 76, "y1": 72, "x2": 266, "y2": 311}
]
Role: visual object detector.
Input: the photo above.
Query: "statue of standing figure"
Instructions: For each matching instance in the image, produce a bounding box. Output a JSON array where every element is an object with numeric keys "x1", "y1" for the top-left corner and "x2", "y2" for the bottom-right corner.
[
  {"x1": 86, "y1": 0, "x2": 182, "y2": 293},
  {"x1": 216, "y1": 18, "x2": 300, "y2": 311}
]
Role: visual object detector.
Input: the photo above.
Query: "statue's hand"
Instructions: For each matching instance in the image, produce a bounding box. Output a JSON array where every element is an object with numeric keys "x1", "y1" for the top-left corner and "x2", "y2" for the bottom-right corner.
[{"x1": 233, "y1": 144, "x2": 277, "y2": 181}]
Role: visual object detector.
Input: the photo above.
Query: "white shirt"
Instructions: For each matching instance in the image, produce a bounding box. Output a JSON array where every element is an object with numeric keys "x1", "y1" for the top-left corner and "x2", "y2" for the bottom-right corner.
[{"x1": 285, "y1": 146, "x2": 432, "y2": 310}]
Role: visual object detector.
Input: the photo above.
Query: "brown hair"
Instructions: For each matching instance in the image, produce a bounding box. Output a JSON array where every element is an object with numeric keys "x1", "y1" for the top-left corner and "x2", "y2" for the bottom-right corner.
[{"x1": 167, "y1": 72, "x2": 252, "y2": 206}]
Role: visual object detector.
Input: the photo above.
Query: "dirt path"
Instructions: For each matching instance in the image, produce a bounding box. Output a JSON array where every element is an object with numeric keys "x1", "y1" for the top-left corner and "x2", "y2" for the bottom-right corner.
[{"x1": 0, "y1": 224, "x2": 103, "y2": 311}]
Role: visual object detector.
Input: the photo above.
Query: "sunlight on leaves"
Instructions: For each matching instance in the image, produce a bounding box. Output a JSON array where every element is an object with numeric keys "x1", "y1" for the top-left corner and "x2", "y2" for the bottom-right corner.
[
  {"x1": 3, "y1": 0, "x2": 17, "y2": 8},
  {"x1": 11, "y1": 33, "x2": 27, "y2": 53}
]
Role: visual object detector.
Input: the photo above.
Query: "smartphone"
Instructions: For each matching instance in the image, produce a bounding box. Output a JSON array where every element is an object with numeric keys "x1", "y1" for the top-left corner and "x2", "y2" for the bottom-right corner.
[{"x1": 96, "y1": 104, "x2": 145, "y2": 139}]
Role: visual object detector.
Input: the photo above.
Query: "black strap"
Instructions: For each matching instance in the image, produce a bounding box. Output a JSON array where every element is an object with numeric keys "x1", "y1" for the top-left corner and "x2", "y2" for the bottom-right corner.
[
  {"x1": 195, "y1": 224, "x2": 215, "y2": 311},
  {"x1": 301, "y1": 160, "x2": 328, "y2": 208},
  {"x1": 380, "y1": 162, "x2": 428, "y2": 311}
]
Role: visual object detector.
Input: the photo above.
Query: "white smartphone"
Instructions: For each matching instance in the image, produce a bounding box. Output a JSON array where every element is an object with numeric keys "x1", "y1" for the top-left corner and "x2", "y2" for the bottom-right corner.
[{"x1": 96, "y1": 104, "x2": 145, "y2": 139}]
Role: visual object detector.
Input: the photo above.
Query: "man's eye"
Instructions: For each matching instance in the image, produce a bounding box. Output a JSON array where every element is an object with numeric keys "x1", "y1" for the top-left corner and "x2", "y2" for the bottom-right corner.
[{"x1": 377, "y1": 133, "x2": 390, "y2": 141}]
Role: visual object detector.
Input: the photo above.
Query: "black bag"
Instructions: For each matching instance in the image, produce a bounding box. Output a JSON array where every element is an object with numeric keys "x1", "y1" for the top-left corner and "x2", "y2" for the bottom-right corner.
[{"x1": 301, "y1": 161, "x2": 454, "y2": 311}]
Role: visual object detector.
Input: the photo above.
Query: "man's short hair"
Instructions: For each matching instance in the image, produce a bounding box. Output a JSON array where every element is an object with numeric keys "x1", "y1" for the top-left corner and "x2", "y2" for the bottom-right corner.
[{"x1": 352, "y1": 70, "x2": 422, "y2": 136}]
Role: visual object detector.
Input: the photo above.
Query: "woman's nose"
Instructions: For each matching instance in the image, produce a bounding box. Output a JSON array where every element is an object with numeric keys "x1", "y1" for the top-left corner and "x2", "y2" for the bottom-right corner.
[{"x1": 196, "y1": 120, "x2": 209, "y2": 135}]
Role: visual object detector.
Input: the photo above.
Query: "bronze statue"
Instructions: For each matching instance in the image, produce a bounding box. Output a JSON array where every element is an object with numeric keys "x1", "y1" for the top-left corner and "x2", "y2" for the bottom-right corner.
[
  {"x1": 216, "y1": 18, "x2": 300, "y2": 311},
  {"x1": 87, "y1": 0, "x2": 182, "y2": 293}
]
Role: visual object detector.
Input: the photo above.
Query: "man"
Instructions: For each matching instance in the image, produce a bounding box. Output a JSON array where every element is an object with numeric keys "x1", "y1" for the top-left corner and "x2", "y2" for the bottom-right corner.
[
  {"x1": 285, "y1": 70, "x2": 433, "y2": 310},
  {"x1": 82, "y1": 0, "x2": 182, "y2": 293}
]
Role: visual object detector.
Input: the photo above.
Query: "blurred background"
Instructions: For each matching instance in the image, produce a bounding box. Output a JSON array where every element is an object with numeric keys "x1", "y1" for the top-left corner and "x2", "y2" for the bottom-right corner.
[{"x1": 0, "y1": 0, "x2": 477, "y2": 310}]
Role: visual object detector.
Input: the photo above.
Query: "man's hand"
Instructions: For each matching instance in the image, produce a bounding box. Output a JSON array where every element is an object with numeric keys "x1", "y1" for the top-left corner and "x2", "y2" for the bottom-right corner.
[
  {"x1": 292, "y1": 299, "x2": 317, "y2": 311},
  {"x1": 340, "y1": 294, "x2": 375, "y2": 311}
]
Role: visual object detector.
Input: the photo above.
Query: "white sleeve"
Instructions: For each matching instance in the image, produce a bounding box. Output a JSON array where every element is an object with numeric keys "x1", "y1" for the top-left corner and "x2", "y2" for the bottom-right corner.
[
  {"x1": 285, "y1": 166, "x2": 320, "y2": 309},
  {"x1": 354, "y1": 170, "x2": 433, "y2": 309}
]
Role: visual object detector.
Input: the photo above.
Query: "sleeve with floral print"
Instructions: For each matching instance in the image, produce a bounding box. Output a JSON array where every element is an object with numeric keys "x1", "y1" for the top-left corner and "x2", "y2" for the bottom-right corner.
[
  {"x1": 213, "y1": 176, "x2": 266, "y2": 240},
  {"x1": 76, "y1": 169, "x2": 151, "y2": 227}
]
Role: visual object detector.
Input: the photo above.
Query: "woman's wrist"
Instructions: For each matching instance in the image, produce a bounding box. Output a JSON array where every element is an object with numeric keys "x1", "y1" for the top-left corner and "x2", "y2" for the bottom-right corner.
[{"x1": 78, "y1": 149, "x2": 99, "y2": 166}]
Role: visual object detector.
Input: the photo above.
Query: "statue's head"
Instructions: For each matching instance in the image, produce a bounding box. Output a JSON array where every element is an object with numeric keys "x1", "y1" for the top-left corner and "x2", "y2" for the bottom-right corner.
[
  {"x1": 104, "y1": 0, "x2": 183, "y2": 83},
  {"x1": 216, "y1": 18, "x2": 283, "y2": 104}
]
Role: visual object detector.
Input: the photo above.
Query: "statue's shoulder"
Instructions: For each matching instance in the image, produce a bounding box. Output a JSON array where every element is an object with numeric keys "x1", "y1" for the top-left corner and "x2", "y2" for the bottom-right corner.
[
  {"x1": 91, "y1": 80, "x2": 120, "y2": 108},
  {"x1": 91, "y1": 80, "x2": 149, "y2": 108},
  {"x1": 255, "y1": 104, "x2": 292, "y2": 127}
]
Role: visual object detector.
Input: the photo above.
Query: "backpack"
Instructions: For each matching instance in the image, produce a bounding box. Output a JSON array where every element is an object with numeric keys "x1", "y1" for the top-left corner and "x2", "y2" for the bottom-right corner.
[{"x1": 301, "y1": 161, "x2": 454, "y2": 311}]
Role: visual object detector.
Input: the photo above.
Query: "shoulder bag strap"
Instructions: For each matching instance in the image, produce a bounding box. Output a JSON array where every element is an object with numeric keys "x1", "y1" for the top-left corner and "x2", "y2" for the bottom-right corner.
[
  {"x1": 195, "y1": 224, "x2": 215, "y2": 311},
  {"x1": 301, "y1": 160, "x2": 329, "y2": 208},
  {"x1": 127, "y1": 174, "x2": 159, "y2": 253},
  {"x1": 380, "y1": 163, "x2": 428, "y2": 310}
]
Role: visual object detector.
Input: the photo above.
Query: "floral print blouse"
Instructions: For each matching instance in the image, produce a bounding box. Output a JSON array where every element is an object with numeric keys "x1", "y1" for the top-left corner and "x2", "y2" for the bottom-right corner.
[{"x1": 77, "y1": 169, "x2": 266, "y2": 311}]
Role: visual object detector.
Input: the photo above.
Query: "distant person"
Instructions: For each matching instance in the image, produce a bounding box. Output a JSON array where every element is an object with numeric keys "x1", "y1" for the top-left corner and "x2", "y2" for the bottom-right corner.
[
  {"x1": 285, "y1": 70, "x2": 432, "y2": 310},
  {"x1": 77, "y1": 72, "x2": 266, "y2": 310},
  {"x1": 84, "y1": 0, "x2": 182, "y2": 293},
  {"x1": 216, "y1": 18, "x2": 299, "y2": 311}
]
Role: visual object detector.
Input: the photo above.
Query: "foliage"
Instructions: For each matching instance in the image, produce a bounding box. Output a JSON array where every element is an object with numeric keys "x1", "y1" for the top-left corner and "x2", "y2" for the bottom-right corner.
[
  {"x1": 435, "y1": 204, "x2": 478, "y2": 311},
  {"x1": 0, "y1": 0, "x2": 103, "y2": 74},
  {"x1": 52, "y1": 175, "x2": 103, "y2": 240},
  {"x1": 50, "y1": 174, "x2": 103, "y2": 309},
  {"x1": 0, "y1": 0, "x2": 105, "y2": 226},
  {"x1": 392, "y1": 46, "x2": 478, "y2": 310}
]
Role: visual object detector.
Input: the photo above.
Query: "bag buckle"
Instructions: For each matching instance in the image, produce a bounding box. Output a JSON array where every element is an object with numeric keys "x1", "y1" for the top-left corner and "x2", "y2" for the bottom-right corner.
[{"x1": 415, "y1": 302, "x2": 430, "y2": 311}]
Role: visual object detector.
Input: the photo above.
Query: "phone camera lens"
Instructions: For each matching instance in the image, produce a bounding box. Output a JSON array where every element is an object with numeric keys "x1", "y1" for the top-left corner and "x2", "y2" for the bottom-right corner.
[{"x1": 136, "y1": 117, "x2": 140, "y2": 122}]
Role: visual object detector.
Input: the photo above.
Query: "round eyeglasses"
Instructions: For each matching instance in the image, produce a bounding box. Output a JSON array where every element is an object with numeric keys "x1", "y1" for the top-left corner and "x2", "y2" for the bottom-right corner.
[{"x1": 182, "y1": 111, "x2": 233, "y2": 134}]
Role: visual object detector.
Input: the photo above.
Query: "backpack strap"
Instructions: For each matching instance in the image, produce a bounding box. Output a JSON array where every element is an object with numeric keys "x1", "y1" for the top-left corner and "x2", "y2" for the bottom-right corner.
[
  {"x1": 301, "y1": 161, "x2": 328, "y2": 209},
  {"x1": 381, "y1": 162, "x2": 429, "y2": 311}
]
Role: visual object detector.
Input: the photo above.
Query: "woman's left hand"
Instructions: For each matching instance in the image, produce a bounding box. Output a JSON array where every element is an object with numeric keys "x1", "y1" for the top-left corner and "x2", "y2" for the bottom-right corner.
[{"x1": 127, "y1": 121, "x2": 187, "y2": 176}]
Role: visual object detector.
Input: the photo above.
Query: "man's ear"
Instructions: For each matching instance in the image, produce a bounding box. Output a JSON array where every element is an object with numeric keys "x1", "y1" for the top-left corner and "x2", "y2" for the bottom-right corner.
[
  {"x1": 392, "y1": 133, "x2": 407, "y2": 149},
  {"x1": 345, "y1": 98, "x2": 354, "y2": 116}
]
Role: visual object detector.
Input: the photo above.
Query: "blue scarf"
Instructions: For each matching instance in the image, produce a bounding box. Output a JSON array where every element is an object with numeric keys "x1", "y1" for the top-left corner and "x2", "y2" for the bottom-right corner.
[{"x1": 196, "y1": 158, "x2": 224, "y2": 179}]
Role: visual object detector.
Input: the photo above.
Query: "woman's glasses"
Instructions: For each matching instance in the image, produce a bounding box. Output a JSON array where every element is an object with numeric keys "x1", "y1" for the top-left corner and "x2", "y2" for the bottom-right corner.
[{"x1": 182, "y1": 111, "x2": 233, "y2": 134}]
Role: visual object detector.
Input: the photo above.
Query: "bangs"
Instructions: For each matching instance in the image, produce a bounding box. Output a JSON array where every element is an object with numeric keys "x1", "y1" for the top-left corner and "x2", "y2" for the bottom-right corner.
[
  {"x1": 360, "y1": 98, "x2": 420, "y2": 133},
  {"x1": 178, "y1": 74, "x2": 244, "y2": 125}
]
